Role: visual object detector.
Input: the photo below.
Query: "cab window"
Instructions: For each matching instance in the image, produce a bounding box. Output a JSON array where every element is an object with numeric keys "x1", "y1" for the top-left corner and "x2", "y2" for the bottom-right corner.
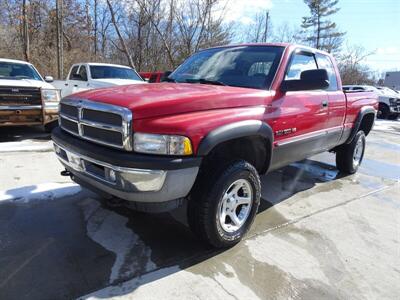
[
  {"x1": 78, "y1": 65, "x2": 88, "y2": 81},
  {"x1": 316, "y1": 54, "x2": 338, "y2": 91},
  {"x1": 285, "y1": 53, "x2": 317, "y2": 80},
  {"x1": 69, "y1": 65, "x2": 79, "y2": 80}
]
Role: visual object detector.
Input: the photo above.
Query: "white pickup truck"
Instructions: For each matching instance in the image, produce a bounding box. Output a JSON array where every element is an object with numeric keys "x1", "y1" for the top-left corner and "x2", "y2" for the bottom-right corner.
[
  {"x1": 0, "y1": 58, "x2": 60, "y2": 131},
  {"x1": 52, "y1": 63, "x2": 145, "y2": 98},
  {"x1": 343, "y1": 85, "x2": 400, "y2": 119}
]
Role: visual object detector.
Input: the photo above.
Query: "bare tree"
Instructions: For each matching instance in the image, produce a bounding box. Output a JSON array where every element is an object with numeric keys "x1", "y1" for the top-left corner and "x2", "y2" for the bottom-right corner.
[
  {"x1": 136, "y1": 0, "x2": 176, "y2": 68},
  {"x1": 244, "y1": 10, "x2": 272, "y2": 43},
  {"x1": 338, "y1": 44, "x2": 376, "y2": 85},
  {"x1": 106, "y1": 0, "x2": 135, "y2": 68},
  {"x1": 272, "y1": 23, "x2": 304, "y2": 44}
]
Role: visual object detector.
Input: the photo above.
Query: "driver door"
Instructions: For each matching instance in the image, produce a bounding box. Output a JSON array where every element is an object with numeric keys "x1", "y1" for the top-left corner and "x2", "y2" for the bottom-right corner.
[{"x1": 271, "y1": 51, "x2": 329, "y2": 169}]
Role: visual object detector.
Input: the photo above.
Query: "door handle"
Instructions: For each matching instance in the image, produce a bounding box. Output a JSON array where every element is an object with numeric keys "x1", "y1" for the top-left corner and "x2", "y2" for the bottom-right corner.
[
  {"x1": 322, "y1": 100, "x2": 328, "y2": 108},
  {"x1": 74, "y1": 84, "x2": 78, "y2": 87},
  {"x1": 64, "y1": 83, "x2": 68, "y2": 86}
]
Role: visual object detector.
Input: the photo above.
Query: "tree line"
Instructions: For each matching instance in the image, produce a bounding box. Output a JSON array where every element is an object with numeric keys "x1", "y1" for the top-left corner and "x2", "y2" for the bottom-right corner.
[{"x1": 0, "y1": 0, "x2": 377, "y2": 84}]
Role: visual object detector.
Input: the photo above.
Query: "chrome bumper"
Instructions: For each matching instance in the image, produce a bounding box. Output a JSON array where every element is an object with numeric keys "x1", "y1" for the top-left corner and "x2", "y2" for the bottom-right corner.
[{"x1": 53, "y1": 142, "x2": 199, "y2": 203}]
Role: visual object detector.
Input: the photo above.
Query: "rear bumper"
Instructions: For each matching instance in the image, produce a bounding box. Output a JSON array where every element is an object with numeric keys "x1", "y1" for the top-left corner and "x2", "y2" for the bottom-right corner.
[{"x1": 52, "y1": 127, "x2": 201, "y2": 208}]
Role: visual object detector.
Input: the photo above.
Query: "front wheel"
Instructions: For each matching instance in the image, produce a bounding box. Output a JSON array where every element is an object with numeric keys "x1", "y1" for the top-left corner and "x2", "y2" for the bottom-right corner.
[
  {"x1": 378, "y1": 103, "x2": 390, "y2": 119},
  {"x1": 187, "y1": 160, "x2": 261, "y2": 248},
  {"x1": 336, "y1": 131, "x2": 366, "y2": 174}
]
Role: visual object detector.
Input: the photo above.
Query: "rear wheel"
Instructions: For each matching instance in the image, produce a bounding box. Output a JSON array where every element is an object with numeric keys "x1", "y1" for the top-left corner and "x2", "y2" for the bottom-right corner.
[
  {"x1": 187, "y1": 160, "x2": 261, "y2": 248},
  {"x1": 336, "y1": 131, "x2": 366, "y2": 174}
]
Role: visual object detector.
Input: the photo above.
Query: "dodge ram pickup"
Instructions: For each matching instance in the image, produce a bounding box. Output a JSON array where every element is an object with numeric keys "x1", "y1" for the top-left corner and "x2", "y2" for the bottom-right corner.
[
  {"x1": 0, "y1": 58, "x2": 60, "y2": 131},
  {"x1": 52, "y1": 63, "x2": 144, "y2": 98},
  {"x1": 52, "y1": 43, "x2": 378, "y2": 248}
]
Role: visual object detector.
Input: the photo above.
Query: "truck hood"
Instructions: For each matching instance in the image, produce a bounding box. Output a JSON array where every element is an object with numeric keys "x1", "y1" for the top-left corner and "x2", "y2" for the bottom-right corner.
[
  {"x1": 91, "y1": 78, "x2": 145, "y2": 86},
  {"x1": 0, "y1": 79, "x2": 55, "y2": 89},
  {"x1": 69, "y1": 83, "x2": 271, "y2": 119}
]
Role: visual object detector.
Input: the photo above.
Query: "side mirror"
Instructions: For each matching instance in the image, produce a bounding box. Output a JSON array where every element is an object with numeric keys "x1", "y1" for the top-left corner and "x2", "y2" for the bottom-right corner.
[
  {"x1": 281, "y1": 69, "x2": 329, "y2": 92},
  {"x1": 44, "y1": 75, "x2": 54, "y2": 83}
]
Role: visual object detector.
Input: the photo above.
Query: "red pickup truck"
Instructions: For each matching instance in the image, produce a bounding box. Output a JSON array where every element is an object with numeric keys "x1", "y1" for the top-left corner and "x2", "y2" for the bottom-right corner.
[{"x1": 52, "y1": 43, "x2": 378, "y2": 247}]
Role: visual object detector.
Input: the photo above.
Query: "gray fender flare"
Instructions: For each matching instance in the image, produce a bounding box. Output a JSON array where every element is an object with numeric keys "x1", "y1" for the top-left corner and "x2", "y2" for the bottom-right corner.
[
  {"x1": 197, "y1": 120, "x2": 274, "y2": 171},
  {"x1": 346, "y1": 106, "x2": 376, "y2": 144}
]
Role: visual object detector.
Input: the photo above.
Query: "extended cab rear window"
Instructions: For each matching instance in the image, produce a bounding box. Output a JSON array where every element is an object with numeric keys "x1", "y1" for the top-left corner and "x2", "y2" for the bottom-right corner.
[{"x1": 170, "y1": 46, "x2": 285, "y2": 90}]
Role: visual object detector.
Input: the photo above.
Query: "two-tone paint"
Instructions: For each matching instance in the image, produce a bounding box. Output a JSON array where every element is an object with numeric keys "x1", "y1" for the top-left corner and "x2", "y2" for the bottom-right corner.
[{"x1": 68, "y1": 43, "x2": 378, "y2": 173}]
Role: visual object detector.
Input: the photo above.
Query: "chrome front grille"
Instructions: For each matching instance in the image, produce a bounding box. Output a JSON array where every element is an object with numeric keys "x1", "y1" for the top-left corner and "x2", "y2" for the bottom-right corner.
[{"x1": 59, "y1": 98, "x2": 132, "y2": 150}]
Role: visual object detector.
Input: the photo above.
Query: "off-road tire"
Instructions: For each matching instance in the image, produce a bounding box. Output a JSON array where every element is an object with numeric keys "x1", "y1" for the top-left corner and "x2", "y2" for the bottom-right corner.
[
  {"x1": 378, "y1": 103, "x2": 390, "y2": 119},
  {"x1": 187, "y1": 160, "x2": 261, "y2": 248},
  {"x1": 336, "y1": 131, "x2": 366, "y2": 174}
]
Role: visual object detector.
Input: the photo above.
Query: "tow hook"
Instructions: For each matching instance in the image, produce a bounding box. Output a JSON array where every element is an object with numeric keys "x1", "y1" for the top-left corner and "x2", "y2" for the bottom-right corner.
[{"x1": 60, "y1": 169, "x2": 71, "y2": 177}]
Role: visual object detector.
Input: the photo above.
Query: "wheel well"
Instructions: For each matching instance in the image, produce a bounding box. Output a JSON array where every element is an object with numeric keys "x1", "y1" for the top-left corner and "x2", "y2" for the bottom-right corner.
[
  {"x1": 379, "y1": 102, "x2": 389, "y2": 109},
  {"x1": 359, "y1": 113, "x2": 375, "y2": 136},
  {"x1": 202, "y1": 136, "x2": 271, "y2": 174}
]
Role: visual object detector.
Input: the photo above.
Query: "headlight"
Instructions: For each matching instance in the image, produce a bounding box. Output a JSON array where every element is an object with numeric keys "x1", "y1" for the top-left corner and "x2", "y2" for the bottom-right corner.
[
  {"x1": 134, "y1": 133, "x2": 193, "y2": 155},
  {"x1": 41, "y1": 89, "x2": 60, "y2": 102}
]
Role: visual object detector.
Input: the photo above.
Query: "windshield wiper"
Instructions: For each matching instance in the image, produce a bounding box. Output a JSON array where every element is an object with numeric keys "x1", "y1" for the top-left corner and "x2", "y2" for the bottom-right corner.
[{"x1": 185, "y1": 78, "x2": 226, "y2": 86}]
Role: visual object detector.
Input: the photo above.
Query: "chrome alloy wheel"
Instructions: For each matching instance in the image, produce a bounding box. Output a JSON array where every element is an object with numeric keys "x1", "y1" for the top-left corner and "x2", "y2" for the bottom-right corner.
[
  {"x1": 218, "y1": 179, "x2": 253, "y2": 233},
  {"x1": 353, "y1": 137, "x2": 364, "y2": 168}
]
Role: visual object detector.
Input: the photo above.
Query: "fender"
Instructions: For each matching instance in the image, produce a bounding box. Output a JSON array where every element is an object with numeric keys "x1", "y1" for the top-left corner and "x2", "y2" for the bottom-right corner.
[
  {"x1": 197, "y1": 120, "x2": 274, "y2": 170},
  {"x1": 346, "y1": 106, "x2": 376, "y2": 144}
]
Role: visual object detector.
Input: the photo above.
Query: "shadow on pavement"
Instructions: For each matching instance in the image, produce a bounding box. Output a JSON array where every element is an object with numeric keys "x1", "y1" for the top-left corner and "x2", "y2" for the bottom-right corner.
[
  {"x1": 0, "y1": 158, "x2": 344, "y2": 300},
  {"x1": 0, "y1": 126, "x2": 50, "y2": 143}
]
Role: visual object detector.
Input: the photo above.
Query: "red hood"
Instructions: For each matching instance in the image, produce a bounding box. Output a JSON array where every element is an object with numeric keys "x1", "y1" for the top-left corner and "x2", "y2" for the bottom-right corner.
[{"x1": 68, "y1": 83, "x2": 272, "y2": 119}]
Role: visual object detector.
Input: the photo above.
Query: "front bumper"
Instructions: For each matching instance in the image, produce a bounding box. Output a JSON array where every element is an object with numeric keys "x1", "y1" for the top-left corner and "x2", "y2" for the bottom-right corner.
[
  {"x1": 0, "y1": 102, "x2": 58, "y2": 126},
  {"x1": 389, "y1": 104, "x2": 400, "y2": 113},
  {"x1": 52, "y1": 127, "x2": 201, "y2": 207}
]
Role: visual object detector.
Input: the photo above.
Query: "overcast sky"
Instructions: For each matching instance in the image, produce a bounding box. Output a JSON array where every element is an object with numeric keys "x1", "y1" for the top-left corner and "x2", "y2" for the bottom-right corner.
[{"x1": 224, "y1": 0, "x2": 400, "y2": 72}]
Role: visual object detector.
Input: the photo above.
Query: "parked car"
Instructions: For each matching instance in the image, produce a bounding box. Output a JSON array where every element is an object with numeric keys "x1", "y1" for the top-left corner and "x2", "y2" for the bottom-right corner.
[
  {"x1": 52, "y1": 43, "x2": 378, "y2": 247},
  {"x1": 0, "y1": 58, "x2": 60, "y2": 132},
  {"x1": 139, "y1": 71, "x2": 167, "y2": 83},
  {"x1": 343, "y1": 85, "x2": 399, "y2": 119},
  {"x1": 52, "y1": 63, "x2": 145, "y2": 98}
]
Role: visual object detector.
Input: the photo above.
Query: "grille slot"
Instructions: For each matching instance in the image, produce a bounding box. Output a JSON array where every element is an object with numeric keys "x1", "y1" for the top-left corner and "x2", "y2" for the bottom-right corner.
[
  {"x1": 0, "y1": 87, "x2": 41, "y2": 106},
  {"x1": 60, "y1": 117, "x2": 79, "y2": 134},
  {"x1": 59, "y1": 99, "x2": 132, "y2": 150},
  {"x1": 60, "y1": 103, "x2": 79, "y2": 119},
  {"x1": 82, "y1": 109, "x2": 122, "y2": 126},
  {"x1": 82, "y1": 125, "x2": 123, "y2": 145}
]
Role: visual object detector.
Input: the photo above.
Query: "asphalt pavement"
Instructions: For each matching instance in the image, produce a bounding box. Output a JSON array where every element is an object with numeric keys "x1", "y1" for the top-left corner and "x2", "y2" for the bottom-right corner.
[{"x1": 0, "y1": 120, "x2": 399, "y2": 300}]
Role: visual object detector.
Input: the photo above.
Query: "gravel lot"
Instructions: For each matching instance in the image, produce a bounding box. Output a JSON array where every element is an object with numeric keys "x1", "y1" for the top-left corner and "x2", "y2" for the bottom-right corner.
[{"x1": 0, "y1": 120, "x2": 399, "y2": 300}]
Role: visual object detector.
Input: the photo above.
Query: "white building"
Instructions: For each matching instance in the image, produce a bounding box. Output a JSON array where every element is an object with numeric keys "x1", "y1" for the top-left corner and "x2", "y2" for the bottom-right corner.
[{"x1": 384, "y1": 71, "x2": 400, "y2": 90}]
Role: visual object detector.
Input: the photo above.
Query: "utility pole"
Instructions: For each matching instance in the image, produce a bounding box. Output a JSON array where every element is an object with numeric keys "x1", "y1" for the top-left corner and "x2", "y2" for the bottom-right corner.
[
  {"x1": 263, "y1": 11, "x2": 270, "y2": 43},
  {"x1": 56, "y1": 0, "x2": 64, "y2": 79},
  {"x1": 22, "y1": 0, "x2": 30, "y2": 61},
  {"x1": 94, "y1": 0, "x2": 98, "y2": 55}
]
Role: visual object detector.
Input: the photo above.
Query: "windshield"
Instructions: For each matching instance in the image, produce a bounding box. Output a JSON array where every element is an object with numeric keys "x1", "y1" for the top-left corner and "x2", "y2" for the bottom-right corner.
[
  {"x1": 90, "y1": 65, "x2": 142, "y2": 81},
  {"x1": 0, "y1": 62, "x2": 42, "y2": 81},
  {"x1": 169, "y1": 46, "x2": 285, "y2": 90}
]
